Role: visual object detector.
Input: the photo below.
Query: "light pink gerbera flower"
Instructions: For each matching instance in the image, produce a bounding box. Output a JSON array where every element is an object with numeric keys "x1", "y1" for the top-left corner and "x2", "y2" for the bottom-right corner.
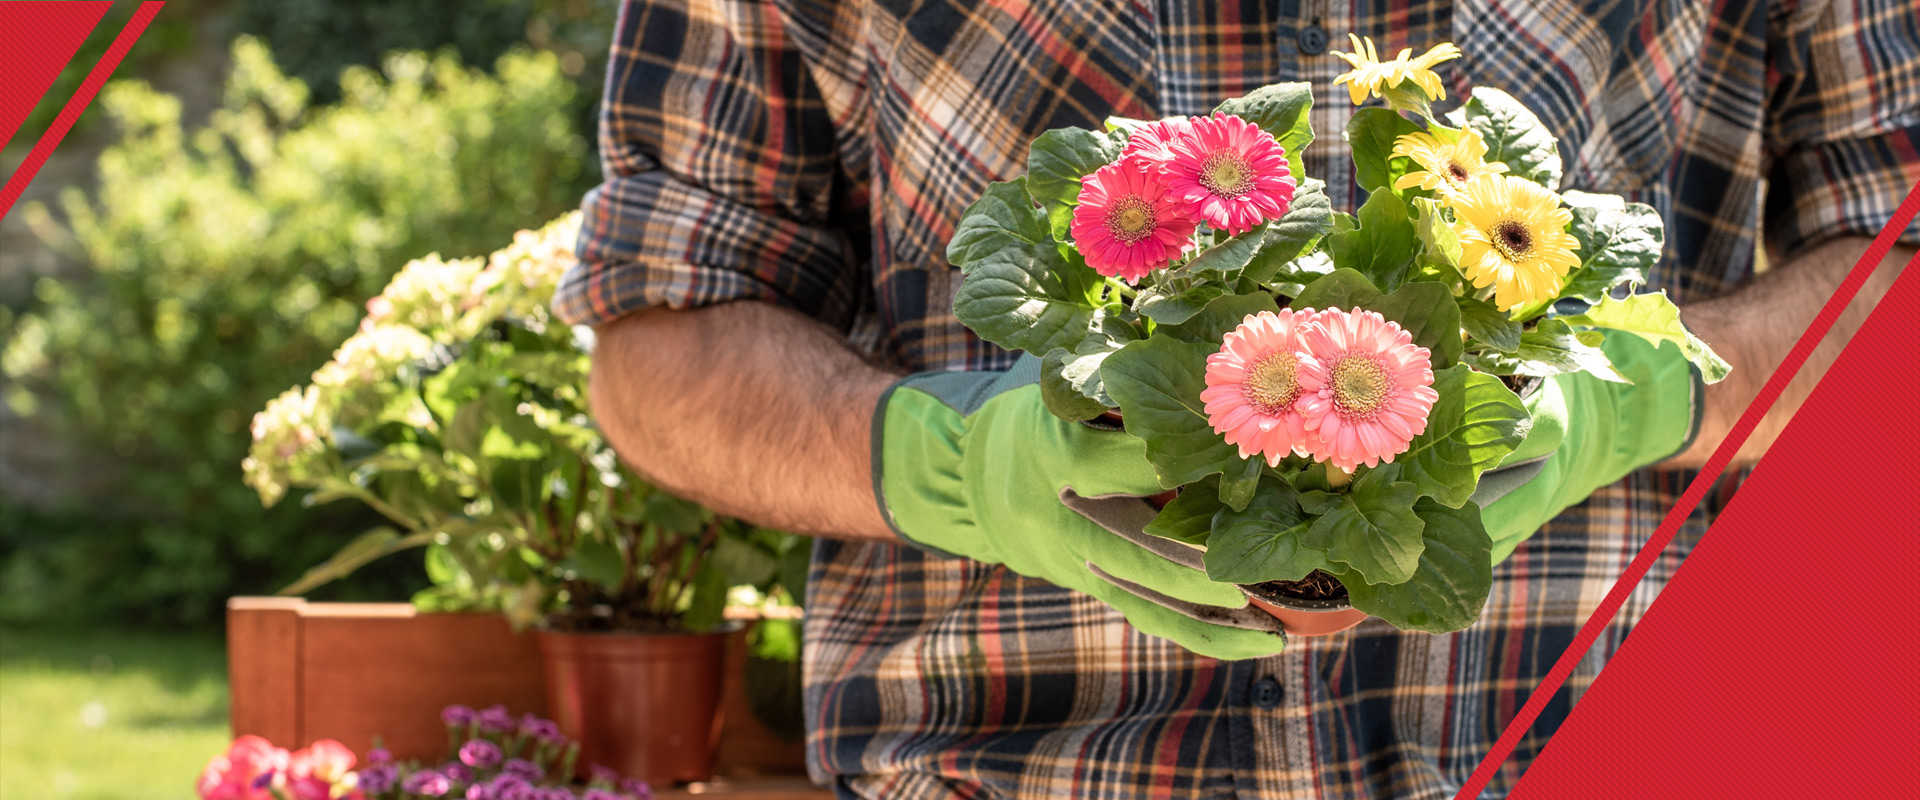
[
  {"x1": 1119, "y1": 117, "x2": 1191, "y2": 164},
  {"x1": 1069, "y1": 157, "x2": 1200, "y2": 282},
  {"x1": 1164, "y1": 114, "x2": 1297, "y2": 235},
  {"x1": 1295, "y1": 308, "x2": 1439, "y2": 473},
  {"x1": 1200, "y1": 309, "x2": 1322, "y2": 467}
]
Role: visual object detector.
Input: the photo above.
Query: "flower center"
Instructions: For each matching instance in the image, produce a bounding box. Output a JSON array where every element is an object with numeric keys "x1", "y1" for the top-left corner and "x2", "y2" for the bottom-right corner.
[
  {"x1": 1104, "y1": 196, "x2": 1157, "y2": 244},
  {"x1": 1199, "y1": 150, "x2": 1254, "y2": 198},
  {"x1": 1242, "y1": 352, "x2": 1301, "y2": 415},
  {"x1": 1446, "y1": 161, "x2": 1469, "y2": 182},
  {"x1": 1330, "y1": 356, "x2": 1391, "y2": 417},
  {"x1": 1492, "y1": 219, "x2": 1533, "y2": 261}
]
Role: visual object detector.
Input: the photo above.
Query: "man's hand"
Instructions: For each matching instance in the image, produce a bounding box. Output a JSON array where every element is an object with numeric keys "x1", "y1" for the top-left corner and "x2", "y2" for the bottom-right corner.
[
  {"x1": 1668, "y1": 238, "x2": 1917, "y2": 468},
  {"x1": 875, "y1": 356, "x2": 1287, "y2": 660}
]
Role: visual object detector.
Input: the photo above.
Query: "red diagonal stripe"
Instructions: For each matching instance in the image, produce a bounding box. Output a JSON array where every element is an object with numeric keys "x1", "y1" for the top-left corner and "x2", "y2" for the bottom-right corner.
[
  {"x1": 0, "y1": 1, "x2": 109, "y2": 149},
  {"x1": 0, "y1": 1, "x2": 164, "y2": 220},
  {"x1": 1454, "y1": 181, "x2": 1920, "y2": 799}
]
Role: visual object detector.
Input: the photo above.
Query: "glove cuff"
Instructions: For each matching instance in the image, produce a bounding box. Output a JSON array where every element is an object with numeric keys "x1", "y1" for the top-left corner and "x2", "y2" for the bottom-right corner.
[{"x1": 871, "y1": 372, "x2": 995, "y2": 561}]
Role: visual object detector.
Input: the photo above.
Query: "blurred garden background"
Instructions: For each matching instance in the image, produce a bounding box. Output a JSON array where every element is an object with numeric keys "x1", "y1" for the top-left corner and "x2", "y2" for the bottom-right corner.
[{"x1": 1, "y1": 2, "x2": 620, "y2": 795}]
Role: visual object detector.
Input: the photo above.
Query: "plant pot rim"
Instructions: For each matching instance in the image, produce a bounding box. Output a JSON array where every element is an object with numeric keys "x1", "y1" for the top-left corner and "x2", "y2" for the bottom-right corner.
[
  {"x1": 535, "y1": 620, "x2": 743, "y2": 639},
  {"x1": 1237, "y1": 580, "x2": 1352, "y2": 612}
]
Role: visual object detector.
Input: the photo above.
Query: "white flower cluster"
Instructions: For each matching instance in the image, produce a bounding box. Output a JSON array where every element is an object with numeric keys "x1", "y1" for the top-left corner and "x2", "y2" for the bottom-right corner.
[{"x1": 242, "y1": 385, "x2": 331, "y2": 506}]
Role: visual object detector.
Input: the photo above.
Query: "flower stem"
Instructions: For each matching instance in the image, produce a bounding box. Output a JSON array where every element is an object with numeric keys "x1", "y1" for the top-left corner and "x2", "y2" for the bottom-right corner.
[{"x1": 1104, "y1": 277, "x2": 1137, "y2": 300}]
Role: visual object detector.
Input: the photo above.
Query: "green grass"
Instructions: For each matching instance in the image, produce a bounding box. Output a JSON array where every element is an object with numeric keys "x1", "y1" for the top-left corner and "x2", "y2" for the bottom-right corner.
[{"x1": 0, "y1": 627, "x2": 230, "y2": 799}]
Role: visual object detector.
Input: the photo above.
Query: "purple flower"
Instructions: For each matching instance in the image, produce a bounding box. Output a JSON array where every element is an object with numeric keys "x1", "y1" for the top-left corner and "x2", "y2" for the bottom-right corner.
[
  {"x1": 538, "y1": 789, "x2": 578, "y2": 800},
  {"x1": 617, "y1": 778, "x2": 653, "y2": 800},
  {"x1": 467, "y1": 784, "x2": 496, "y2": 800},
  {"x1": 460, "y1": 739, "x2": 504, "y2": 770},
  {"x1": 518, "y1": 714, "x2": 564, "y2": 743},
  {"x1": 367, "y1": 747, "x2": 393, "y2": 765},
  {"x1": 443, "y1": 762, "x2": 474, "y2": 784},
  {"x1": 582, "y1": 791, "x2": 621, "y2": 800},
  {"x1": 358, "y1": 764, "x2": 399, "y2": 794},
  {"x1": 486, "y1": 774, "x2": 535, "y2": 800},
  {"x1": 500, "y1": 759, "x2": 543, "y2": 781},
  {"x1": 478, "y1": 705, "x2": 515, "y2": 734},
  {"x1": 587, "y1": 765, "x2": 620, "y2": 786},
  {"x1": 403, "y1": 769, "x2": 453, "y2": 797},
  {"x1": 442, "y1": 704, "x2": 478, "y2": 727}
]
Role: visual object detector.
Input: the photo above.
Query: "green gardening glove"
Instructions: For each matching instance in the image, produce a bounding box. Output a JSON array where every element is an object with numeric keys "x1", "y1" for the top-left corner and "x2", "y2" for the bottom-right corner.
[
  {"x1": 873, "y1": 356, "x2": 1288, "y2": 661},
  {"x1": 1472, "y1": 331, "x2": 1703, "y2": 561}
]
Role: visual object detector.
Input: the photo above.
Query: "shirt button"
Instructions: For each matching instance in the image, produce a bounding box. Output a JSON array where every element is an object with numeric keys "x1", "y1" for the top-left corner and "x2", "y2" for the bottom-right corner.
[
  {"x1": 1252, "y1": 676, "x2": 1284, "y2": 709},
  {"x1": 1298, "y1": 25, "x2": 1329, "y2": 56}
]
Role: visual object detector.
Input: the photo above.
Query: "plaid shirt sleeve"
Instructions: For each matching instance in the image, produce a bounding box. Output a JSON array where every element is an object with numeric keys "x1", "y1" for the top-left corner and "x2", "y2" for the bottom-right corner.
[
  {"x1": 553, "y1": 0, "x2": 868, "y2": 329},
  {"x1": 1764, "y1": 0, "x2": 1920, "y2": 260}
]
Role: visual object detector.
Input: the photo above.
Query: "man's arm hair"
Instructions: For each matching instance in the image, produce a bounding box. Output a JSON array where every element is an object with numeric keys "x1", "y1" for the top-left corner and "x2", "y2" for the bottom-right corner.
[
  {"x1": 1668, "y1": 237, "x2": 1917, "y2": 468},
  {"x1": 588, "y1": 301, "x2": 902, "y2": 540}
]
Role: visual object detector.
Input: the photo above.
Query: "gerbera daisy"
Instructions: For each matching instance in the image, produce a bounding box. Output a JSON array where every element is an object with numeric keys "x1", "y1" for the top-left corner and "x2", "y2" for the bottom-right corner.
[
  {"x1": 1295, "y1": 308, "x2": 1438, "y2": 473},
  {"x1": 1330, "y1": 34, "x2": 1462, "y2": 106},
  {"x1": 1119, "y1": 117, "x2": 1191, "y2": 165},
  {"x1": 1200, "y1": 309, "x2": 1321, "y2": 467},
  {"x1": 1164, "y1": 114, "x2": 1297, "y2": 235},
  {"x1": 1391, "y1": 128, "x2": 1508, "y2": 195},
  {"x1": 1449, "y1": 174, "x2": 1581, "y2": 310},
  {"x1": 1069, "y1": 157, "x2": 1200, "y2": 282}
]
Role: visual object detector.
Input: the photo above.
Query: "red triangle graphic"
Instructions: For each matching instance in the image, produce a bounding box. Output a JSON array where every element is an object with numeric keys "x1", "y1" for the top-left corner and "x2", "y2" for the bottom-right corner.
[{"x1": 0, "y1": 1, "x2": 110, "y2": 150}]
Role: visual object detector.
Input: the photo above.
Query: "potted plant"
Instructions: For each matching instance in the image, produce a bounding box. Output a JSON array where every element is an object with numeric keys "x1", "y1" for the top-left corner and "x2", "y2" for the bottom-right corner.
[
  {"x1": 242, "y1": 214, "x2": 808, "y2": 783},
  {"x1": 944, "y1": 37, "x2": 1729, "y2": 637}
]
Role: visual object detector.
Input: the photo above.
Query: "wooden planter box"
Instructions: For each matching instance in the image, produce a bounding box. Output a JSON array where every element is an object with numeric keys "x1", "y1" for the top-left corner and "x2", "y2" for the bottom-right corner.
[{"x1": 226, "y1": 598, "x2": 809, "y2": 781}]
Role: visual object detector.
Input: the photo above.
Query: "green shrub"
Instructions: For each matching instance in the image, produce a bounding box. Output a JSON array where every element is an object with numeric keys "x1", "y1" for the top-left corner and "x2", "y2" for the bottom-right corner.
[{"x1": 1, "y1": 37, "x2": 592, "y2": 626}]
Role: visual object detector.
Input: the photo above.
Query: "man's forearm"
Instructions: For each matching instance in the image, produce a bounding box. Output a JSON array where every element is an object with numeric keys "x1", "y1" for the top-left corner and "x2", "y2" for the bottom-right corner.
[
  {"x1": 1668, "y1": 238, "x2": 1916, "y2": 467},
  {"x1": 589, "y1": 301, "x2": 902, "y2": 540}
]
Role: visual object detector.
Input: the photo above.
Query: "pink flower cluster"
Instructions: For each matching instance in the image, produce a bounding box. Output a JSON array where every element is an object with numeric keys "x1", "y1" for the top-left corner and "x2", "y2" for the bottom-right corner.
[
  {"x1": 197, "y1": 736, "x2": 360, "y2": 800},
  {"x1": 1200, "y1": 308, "x2": 1438, "y2": 473},
  {"x1": 1071, "y1": 114, "x2": 1298, "y2": 282}
]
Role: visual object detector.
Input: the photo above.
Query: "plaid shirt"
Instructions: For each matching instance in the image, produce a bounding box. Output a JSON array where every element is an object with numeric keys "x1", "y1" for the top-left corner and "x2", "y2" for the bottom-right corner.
[{"x1": 558, "y1": 1, "x2": 1920, "y2": 797}]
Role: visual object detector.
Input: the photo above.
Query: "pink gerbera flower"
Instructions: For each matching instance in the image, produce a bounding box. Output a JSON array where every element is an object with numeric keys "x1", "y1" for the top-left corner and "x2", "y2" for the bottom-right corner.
[
  {"x1": 1200, "y1": 309, "x2": 1321, "y2": 467},
  {"x1": 1295, "y1": 308, "x2": 1439, "y2": 473},
  {"x1": 1070, "y1": 157, "x2": 1200, "y2": 282},
  {"x1": 1119, "y1": 117, "x2": 1191, "y2": 164},
  {"x1": 1164, "y1": 114, "x2": 1297, "y2": 235}
]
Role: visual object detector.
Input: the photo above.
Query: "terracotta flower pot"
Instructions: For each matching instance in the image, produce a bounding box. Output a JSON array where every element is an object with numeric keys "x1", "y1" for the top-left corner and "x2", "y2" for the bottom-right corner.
[
  {"x1": 536, "y1": 628, "x2": 727, "y2": 785},
  {"x1": 1238, "y1": 580, "x2": 1368, "y2": 637}
]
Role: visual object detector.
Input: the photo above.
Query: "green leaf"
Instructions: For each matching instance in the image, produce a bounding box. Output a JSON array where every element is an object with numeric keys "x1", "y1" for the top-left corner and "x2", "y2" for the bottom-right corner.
[
  {"x1": 1101, "y1": 335, "x2": 1244, "y2": 488},
  {"x1": 1203, "y1": 478, "x2": 1332, "y2": 583},
  {"x1": 1300, "y1": 466, "x2": 1424, "y2": 585},
  {"x1": 1341, "y1": 498, "x2": 1493, "y2": 632},
  {"x1": 949, "y1": 179, "x2": 1097, "y2": 354},
  {"x1": 562, "y1": 536, "x2": 626, "y2": 591},
  {"x1": 711, "y1": 535, "x2": 780, "y2": 586},
  {"x1": 278, "y1": 527, "x2": 434, "y2": 596},
  {"x1": 1134, "y1": 283, "x2": 1228, "y2": 325},
  {"x1": 1469, "y1": 318, "x2": 1627, "y2": 382},
  {"x1": 680, "y1": 561, "x2": 731, "y2": 632},
  {"x1": 1243, "y1": 179, "x2": 1334, "y2": 284},
  {"x1": 1183, "y1": 228, "x2": 1271, "y2": 282},
  {"x1": 1458, "y1": 295, "x2": 1521, "y2": 352},
  {"x1": 1039, "y1": 310, "x2": 1141, "y2": 420},
  {"x1": 1214, "y1": 82, "x2": 1315, "y2": 164},
  {"x1": 1558, "y1": 191, "x2": 1663, "y2": 304},
  {"x1": 643, "y1": 490, "x2": 708, "y2": 534},
  {"x1": 1411, "y1": 197, "x2": 1462, "y2": 275},
  {"x1": 1327, "y1": 190, "x2": 1418, "y2": 291},
  {"x1": 1449, "y1": 87, "x2": 1563, "y2": 187},
  {"x1": 1217, "y1": 455, "x2": 1264, "y2": 512},
  {"x1": 1347, "y1": 108, "x2": 1423, "y2": 193},
  {"x1": 1398, "y1": 366, "x2": 1530, "y2": 507},
  {"x1": 1026, "y1": 127, "x2": 1126, "y2": 240},
  {"x1": 1161, "y1": 292, "x2": 1281, "y2": 344},
  {"x1": 1362, "y1": 280, "x2": 1463, "y2": 368},
  {"x1": 1291, "y1": 268, "x2": 1382, "y2": 311},
  {"x1": 1560, "y1": 291, "x2": 1731, "y2": 382},
  {"x1": 1145, "y1": 478, "x2": 1223, "y2": 545}
]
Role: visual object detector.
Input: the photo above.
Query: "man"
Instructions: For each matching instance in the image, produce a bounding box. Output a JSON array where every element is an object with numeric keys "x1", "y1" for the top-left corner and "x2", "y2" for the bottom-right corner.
[{"x1": 556, "y1": 1, "x2": 1918, "y2": 796}]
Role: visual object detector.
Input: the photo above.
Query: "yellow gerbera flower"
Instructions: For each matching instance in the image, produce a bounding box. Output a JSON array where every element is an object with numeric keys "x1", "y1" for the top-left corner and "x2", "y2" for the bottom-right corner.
[
  {"x1": 1392, "y1": 128, "x2": 1508, "y2": 194},
  {"x1": 1331, "y1": 34, "x2": 1462, "y2": 106},
  {"x1": 1449, "y1": 175, "x2": 1580, "y2": 310}
]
